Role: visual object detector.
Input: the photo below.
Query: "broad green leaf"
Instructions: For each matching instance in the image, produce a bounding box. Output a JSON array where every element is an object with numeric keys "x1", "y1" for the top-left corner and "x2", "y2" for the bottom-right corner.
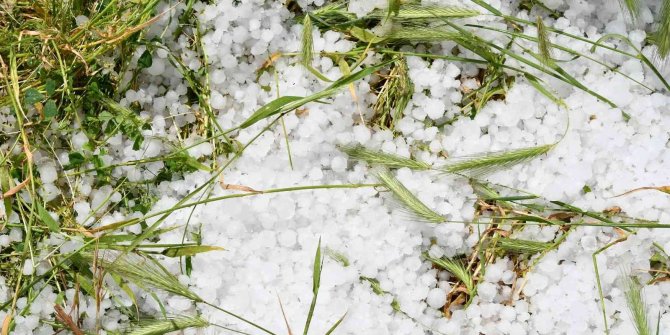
[
  {"x1": 45, "y1": 79, "x2": 57, "y2": 96},
  {"x1": 43, "y1": 100, "x2": 58, "y2": 119},
  {"x1": 24, "y1": 88, "x2": 44, "y2": 105},
  {"x1": 64, "y1": 152, "x2": 86, "y2": 170},
  {"x1": 138, "y1": 50, "x2": 153, "y2": 69}
]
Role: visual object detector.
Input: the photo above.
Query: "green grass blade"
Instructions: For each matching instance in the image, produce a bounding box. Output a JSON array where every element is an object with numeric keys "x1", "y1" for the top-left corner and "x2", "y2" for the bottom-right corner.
[
  {"x1": 36, "y1": 202, "x2": 60, "y2": 232},
  {"x1": 324, "y1": 312, "x2": 347, "y2": 335},
  {"x1": 239, "y1": 60, "x2": 391, "y2": 129},
  {"x1": 340, "y1": 145, "x2": 431, "y2": 170},
  {"x1": 524, "y1": 73, "x2": 566, "y2": 108},
  {"x1": 376, "y1": 170, "x2": 444, "y2": 223},
  {"x1": 303, "y1": 238, "x2": 323, "y2": 335},
  {"x1": 239, "y1": 96, "x2": 303, "y2": 129},
  {"x1": 623, "y1": 275, "x2": 652, "y2": 335},
  {"x1": 619, "y1": 0, "x2": 640, "y2": 22},
  {"x1": 126, "y1": 316, "x2": 209, "y2": 335},
  {"x1": 440, "y1": 144, "x2": 554, "y2": 176},
  {"x1": 470, "y1": 0, "x2": 503, "y2": 15}
]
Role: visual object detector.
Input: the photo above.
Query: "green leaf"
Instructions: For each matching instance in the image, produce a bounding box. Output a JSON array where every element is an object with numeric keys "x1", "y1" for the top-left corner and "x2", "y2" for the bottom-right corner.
[
  {"x1": 161, "y1": 245, "x2": 225, "y2": 257},
  {"x1": 98, "y1": 111, "x2": 114, "y2": 122},
  {"x1": 24, "y1": 88, "x2": 44, "y2": 106},
  {"x1": 388, "y1": 0, "x2": 400, "y2": 18},
  {"x1": 525, "y1": 74, "x2": 566, "y2": 108},
  {"x1": 64, "y1": 152, "x2": 86, "y2": 170},
  {"x1": 324, "y1": 59, "x2": 391, "y2": 90},
  {"x1": 324, "y1": 312, "x2": 347, "y2": 335},
  {"x1": 138, "y1": 49, "x2": 153, "y2": 69},
  {"x1": 303, "y1": 238, "x2": 322, "y2": 335},
  {"x1": 240, "y1": 96, "x2": 304, "y2": 129},
  {"x1": 37, "y1": 202, "x2": 60, "y2": 232},
  {"x1": 45, "y1": 79, "x2": 57, "y2": 96},
  {"x1": 43, "y1": 100, "x2": 58, "y2": 119},
  {"x1": 313, "y1": 238, "x2": 322, "y2": 294}
]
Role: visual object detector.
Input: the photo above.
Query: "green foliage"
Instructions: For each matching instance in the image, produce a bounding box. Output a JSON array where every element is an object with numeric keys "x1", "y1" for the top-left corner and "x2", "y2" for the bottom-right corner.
[
  {"x1": 371, "y1": 57, "x2": 414, "y2": 130},
  {"x1": 89, "y1": 84, "x2": 151, "y2": 150},
  {"x1": 138, "y1": 49, "x2": 154, "y2": 69}
]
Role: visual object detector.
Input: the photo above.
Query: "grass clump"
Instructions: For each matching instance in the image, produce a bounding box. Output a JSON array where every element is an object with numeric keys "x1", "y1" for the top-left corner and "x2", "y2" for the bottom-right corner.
[{"x1": 370, "y1": 57, "x2": 413, "y2": 130}]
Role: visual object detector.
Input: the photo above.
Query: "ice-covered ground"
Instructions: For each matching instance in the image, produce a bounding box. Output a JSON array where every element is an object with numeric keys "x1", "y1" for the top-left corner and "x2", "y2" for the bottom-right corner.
[{"x1": 4, "y1": 0, "x2": 670, "y2": 334}]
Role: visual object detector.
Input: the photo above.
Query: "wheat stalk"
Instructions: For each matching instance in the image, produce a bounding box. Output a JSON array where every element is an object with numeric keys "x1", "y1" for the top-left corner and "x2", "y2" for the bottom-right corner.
[
  {"x1": 440, "y1": 144, "x2": 554, "y2": 176},
  {"x1": 341, "y1": 145, "x2": 431, "y2": 170},
  {"x1": 376, "y1": 170, "x2": 444, "y2": 223}
]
